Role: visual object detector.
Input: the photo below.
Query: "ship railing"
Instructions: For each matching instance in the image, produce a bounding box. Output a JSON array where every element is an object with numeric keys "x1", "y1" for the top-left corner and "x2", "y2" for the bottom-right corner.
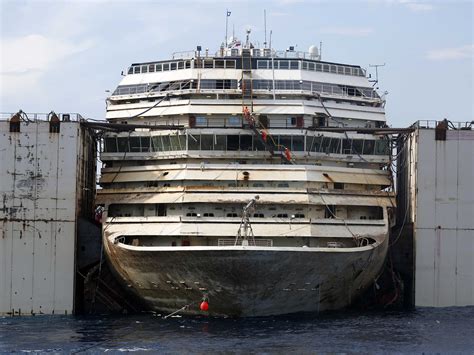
[
  {"x1": 414, "y1": 120, "x2": 473, "y2": 130},
  {"x1": 172, "y1": 50, "x2": 197, "y2": 60},
  {"x1": 218, "y1": 48, "x2": 321, "y2": 60},
  {"x1": 273, "y1": 50, "x2": 319, "y2": 60},
  {"x1": 0, "y1": 112, "x2": 85, "y2": 122},
  {"x1": 113, "y1": 86, "x2": 380, "y2": 102},
  {"x1": 218, "y1": 238, "x2": 273, "y2": 247}
]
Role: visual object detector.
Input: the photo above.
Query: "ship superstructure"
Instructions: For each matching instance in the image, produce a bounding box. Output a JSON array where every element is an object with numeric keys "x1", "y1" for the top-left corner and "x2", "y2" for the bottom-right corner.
[{"x1": 98, "y1": 36, "x2": 395, "y2": 316}]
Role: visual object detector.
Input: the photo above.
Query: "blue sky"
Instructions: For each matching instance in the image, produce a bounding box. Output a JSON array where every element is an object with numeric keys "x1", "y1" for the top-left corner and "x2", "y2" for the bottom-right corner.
[{"x1": 1, "y1": 0, "x2": 472, "y2": 127}]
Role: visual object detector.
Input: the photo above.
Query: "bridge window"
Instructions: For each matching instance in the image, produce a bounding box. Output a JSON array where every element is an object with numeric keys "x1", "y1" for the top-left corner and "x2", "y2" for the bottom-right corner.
[
  {"x1": 328, "y1": 138, "x2": 341, "y2": 154},
  {"x1": 292, "y1": 136, "x2": 304, "y2": 151},
  {"x1": 375, "y1": 139, "x2": 390, "y2": 155},
  {"x1": 140, "y1": 137, "x2": 150, "y2": 152},
  {"x1": 227, "y1": 116, "x2": 241, "y2": 127},
  {"x1": 117, "y1": 137, "x2": 129, "y2": 152},
  {"x1": 363, "y1": 139, "x2": 375, "y2": 155},
  {"x1": 352, "y1": 139, "x2": 363, "y2": 154},
  {"x1": 104, "y1": 137, "x2": 117, "y2": 152},
  {"x1": 325, "y1": 205, "x2": 336, "y2": 218},
  {"x1": 306, "y1": 136, "x2": 323, "y2": 153},
  {"x1": 257, "y1": 60, "x2": 269, "y2": 69},
  {"x1": 225, "y1": 60, "x2": 236, "y2": 68},
  {"x1": 188, "y1": 134, "x2": 200, "y2": 150},
  {"x1": 226, "y1": 135, "x2": 239, "y2": 151},
  {"x1": 214, "y1": 135, "x2": 226, "y2": 150},
  {"x1": 129, "y1": 137, "x2": 141, "y2": 152},
  {"x1": 279, "y1": 60, "x2": 289, "y2": 69},
  {"x1": 201, "y1": 135, "x2": 214, "y2": 150},
  {"x1": 195, "y1": 116, "x2": 207, "y2": 127},
  {"x1": 240, "y1": 135, "x2": 252, "y2": 151}
]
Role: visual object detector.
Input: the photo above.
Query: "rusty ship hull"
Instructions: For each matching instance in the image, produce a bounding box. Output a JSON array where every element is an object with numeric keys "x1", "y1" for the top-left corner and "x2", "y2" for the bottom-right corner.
[{"x1": 104, "y1": 234, "x2": 388, "y2": 317}]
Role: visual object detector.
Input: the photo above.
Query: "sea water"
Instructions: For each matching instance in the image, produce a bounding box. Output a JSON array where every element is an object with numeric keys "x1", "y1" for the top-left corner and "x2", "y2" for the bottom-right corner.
[{"x1": 1, "y1": 307, "x2": 473, "y2": 353}]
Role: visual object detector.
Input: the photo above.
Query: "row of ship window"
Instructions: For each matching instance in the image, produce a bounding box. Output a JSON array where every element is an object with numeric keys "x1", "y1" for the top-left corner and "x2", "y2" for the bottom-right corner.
[
  {"x1": 256, "y1": 60, "x2": 366, "y2": 77},
  {"x1": 104, "y1": 134, "x2": 390, "y2": 155},
  {"x1": 184, "y1": 212, "x2": 305, "y2": 218},
  {"x1": 127, "y1": 59, "x2": 365, "y2": 77},
  {"x1": 109, "y1": 207, "x2": 381, "y2": 220},
  {"x1": 112, "y1": 79, "x2": 378, "y2": 99}
]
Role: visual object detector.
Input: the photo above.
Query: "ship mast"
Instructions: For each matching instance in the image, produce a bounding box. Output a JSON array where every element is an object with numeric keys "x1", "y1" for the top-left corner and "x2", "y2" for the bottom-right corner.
[{"x1": 235, "y1": 196, "x2": 259, "y2": 246}]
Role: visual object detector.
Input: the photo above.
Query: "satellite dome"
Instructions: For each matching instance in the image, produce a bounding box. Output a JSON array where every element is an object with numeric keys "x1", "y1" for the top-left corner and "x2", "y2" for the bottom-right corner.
[{"x1": 308, "y1": 45, "x2": 319, "y2": 59}]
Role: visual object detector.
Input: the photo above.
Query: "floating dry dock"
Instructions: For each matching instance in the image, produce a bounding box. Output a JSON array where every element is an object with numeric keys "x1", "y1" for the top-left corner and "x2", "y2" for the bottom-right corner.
[
  {"x1": 0, "y1": 113, "x2": 473, "y2": 315},
  {"x1": 0, "y1": 113, "x2": 97, "y2": 316},
  {"x1": 395, "y1": 120, "x2": 474, "y2": 307}
]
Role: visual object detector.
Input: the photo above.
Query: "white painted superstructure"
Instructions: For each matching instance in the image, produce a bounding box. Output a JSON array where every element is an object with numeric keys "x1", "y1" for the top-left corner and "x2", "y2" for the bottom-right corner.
[{"x1": 99, "y1": 39, "x2": 395, "y2": 316}]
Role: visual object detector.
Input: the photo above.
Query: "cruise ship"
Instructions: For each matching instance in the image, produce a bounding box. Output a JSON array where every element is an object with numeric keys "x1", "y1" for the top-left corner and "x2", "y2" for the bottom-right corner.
[{"x1": 97, "y1": 33, "x2": 395, "y2": 316}]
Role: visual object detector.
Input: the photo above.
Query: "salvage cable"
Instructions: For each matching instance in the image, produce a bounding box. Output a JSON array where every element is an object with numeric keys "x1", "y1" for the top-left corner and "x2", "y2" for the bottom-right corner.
[{"x1": 162, "y1": 295, "x2": 209, "y2": 319}]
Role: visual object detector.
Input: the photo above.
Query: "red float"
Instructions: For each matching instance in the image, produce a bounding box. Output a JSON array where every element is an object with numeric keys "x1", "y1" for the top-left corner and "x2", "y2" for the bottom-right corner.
[{"x1": 200, "y1": 301, "x2": 209, "y2": 311}]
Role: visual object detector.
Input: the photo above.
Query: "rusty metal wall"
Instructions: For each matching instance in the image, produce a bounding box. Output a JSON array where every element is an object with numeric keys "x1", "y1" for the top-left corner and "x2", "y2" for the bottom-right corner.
[
  {"x1": 0, "y1": 119, "x2": 95, "y2": 315},
  {"x1": 404, "y1": 128, "x2": 474, "y2": 307}
]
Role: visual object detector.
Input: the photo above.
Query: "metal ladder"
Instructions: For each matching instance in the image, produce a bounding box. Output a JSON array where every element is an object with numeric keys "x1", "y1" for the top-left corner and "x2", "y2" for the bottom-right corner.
[
  {"x1": 241, "y1": 48, "x2": 253, "y2": 113},
  {"x1": 240, "y1": 49, "x2": 292, "y2": 163}
]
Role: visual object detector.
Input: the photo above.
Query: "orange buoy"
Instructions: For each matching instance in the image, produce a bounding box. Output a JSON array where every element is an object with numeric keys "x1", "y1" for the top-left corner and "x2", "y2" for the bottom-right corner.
[{"x1": 200, "y1": 301, "x2": 209, "y2": 311}]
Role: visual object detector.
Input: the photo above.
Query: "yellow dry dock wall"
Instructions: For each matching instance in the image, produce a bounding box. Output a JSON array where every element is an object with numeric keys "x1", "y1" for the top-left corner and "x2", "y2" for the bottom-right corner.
[
  {"x1": 0, "y1": 120, "x2": 82, "y2": 315},
  {"x1": 413, "y1": 128, "x2": 474, "y2": 307}
]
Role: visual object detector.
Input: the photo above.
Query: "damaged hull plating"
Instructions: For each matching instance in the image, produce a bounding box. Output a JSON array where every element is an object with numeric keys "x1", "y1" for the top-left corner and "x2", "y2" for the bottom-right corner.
[
  {"x1": 104, "y1": 235, "x2": 388, "y2": 317},
  {"x1": 99, "y1": 39, "x2": 395, "y2": 317}
]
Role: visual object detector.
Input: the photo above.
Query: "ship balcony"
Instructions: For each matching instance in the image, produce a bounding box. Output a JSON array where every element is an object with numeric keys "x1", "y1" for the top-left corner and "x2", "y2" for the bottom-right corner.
[
  {"x1": 109, "y1": 84, "x2": 381, "y2": 104},
  {"x1": 112, "y1": 233, "x2": 380, "y2": 249},
  {"x1": 102, "y1": 215, "x2": 388, "y2": 245},
  {"x1": 100, "y1": 131, "x2": 391, "y2": 164}
]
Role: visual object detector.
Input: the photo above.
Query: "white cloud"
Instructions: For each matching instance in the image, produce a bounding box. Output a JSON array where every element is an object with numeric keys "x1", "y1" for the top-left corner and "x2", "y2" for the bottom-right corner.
[
  {"x1": 320, "y1": 27, "x2": 374, "y2": 37},
  {"x1": 427, "y1": 44, "x2": 474, "y2": 61},
  {"x1": 0, "y1": 34, "x2": 94, "y2": 93},
  {"x1": 2, "y1": 34, "x2": 94, "y2": 74},
  {"x1": 404, "y1": 2, "x2": 434, "y2": 11},
  {"x1": 396, "y1": 0, "x2": 435, "y2": 12}
]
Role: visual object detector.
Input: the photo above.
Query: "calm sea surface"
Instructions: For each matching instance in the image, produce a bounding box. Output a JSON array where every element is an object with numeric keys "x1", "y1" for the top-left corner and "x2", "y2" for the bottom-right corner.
[{"x1": 1, "y1": 307, "x2": 473, "y2": 353}]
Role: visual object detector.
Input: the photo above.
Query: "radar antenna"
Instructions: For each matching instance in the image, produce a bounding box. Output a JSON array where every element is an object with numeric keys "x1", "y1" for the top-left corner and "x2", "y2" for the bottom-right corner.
[
  {"x1": 245, "y1": 27, "x2": 251, "y2": 48},
  {"x1": 263, "y1": 9, "x2": 267, "y2": 49},
  {"x1": 235, "y1": 196, "x2": 259, "y2": 246},
  {"x1": 369, "y1": 63, "x2": 385, "y2": 88}
]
